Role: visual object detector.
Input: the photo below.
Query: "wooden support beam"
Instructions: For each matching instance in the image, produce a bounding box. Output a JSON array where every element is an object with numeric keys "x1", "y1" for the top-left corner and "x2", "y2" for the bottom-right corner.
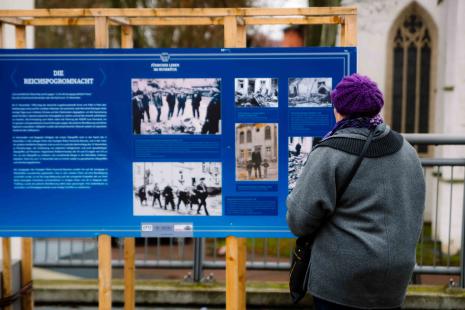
[
  {"x1": 121, "y1": 25, "x2": 133, "y2": 48},
  {"x1": 24, "y1": 17, "x2": 95, "y2": 26},
  {"x1": 244, "y1": 16, "x2": 342, "y2": 25},
  {"x1": 340, "y1": 14, "x2": 357, "y2": 46},
  {"x1": 124, "y1": 238, "x2": 135, "y2": 310},
  {"x1": 129, "y1": 17, "x2": 224, "y2": 26},
  {"x1": 225, "y1": 236, "x2": 247, "y2": 310},
  {"x1": 1, "y1": 238, "x2": 13, "y2": 310},
  {"x1": 95, "y1": 16, "x2": 109, "y2": 48},
  {"x1": 16, "y1": 16, "x2": 344, "y2": 27},
  {"x1": 0, "y1": 7, "x2": 357, "y2": 18},
  {"x1": 98, "y1": 235, "x2": 112, "y2": 310},
  {"x1": 109, "y1": 16, "x2": 130, "y2": 26},
  {"x1": 15, "y1": 25, "x2": 26, "y2": 48},
  {"x1": 23, "y1": 17, "x2": 129, "y2": 26},
  {"x1": 0, "y1": 17, "x2": 24, "y2": 26},
  {"x1": 21, "y1": 238, "x2": 33, "y2": 310}
]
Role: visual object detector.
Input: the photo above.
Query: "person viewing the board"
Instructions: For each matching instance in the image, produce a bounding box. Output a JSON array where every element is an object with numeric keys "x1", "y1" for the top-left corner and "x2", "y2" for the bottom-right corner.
[{"x1": 287, "y1": 73, "x2": 425, "y2": 309}]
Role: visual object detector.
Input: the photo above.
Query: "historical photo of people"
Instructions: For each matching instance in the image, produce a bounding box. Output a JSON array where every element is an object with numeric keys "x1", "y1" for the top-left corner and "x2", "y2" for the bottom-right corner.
[
  {"x1": 234, "y1": 78, "x2": 278, "y2": 108},
  {"x1": 288, "y1": 78, "x2": 332, "y2": 107},
  {"x1": 131, "y1": 78, "x2": 221, "y2": 135},
  {"x1": 288, "y1": 137, "x2": 315, "y2": 193},
  {"x1": 235, "y1": 123, "x2": 278, "y2": 181},
  {"x1": 133, "y1": 162, "x2": 222, "y2": 216}
]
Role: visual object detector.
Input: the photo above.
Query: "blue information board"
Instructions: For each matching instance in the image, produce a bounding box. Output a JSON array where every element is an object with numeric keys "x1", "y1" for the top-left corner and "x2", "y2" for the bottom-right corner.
[{"x1": 0, "y1": 47, "x2": 356, "y2": 237}]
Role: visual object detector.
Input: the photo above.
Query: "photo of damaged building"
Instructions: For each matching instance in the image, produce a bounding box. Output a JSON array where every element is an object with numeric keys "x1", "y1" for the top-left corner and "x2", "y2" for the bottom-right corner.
[{"x1": 235, "y1": 123, "x2": 278, "y2": 181}]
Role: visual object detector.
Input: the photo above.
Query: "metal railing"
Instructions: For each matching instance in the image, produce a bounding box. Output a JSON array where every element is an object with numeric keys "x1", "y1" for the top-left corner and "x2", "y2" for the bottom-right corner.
[{"x1": 33, "y1": 134, "x2": 465, "y2": 286}]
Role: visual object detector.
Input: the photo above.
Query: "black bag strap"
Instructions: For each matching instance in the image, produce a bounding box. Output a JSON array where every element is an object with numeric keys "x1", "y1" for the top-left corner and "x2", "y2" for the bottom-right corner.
[
  {"x1": 337, "y1": 128, "x2": 375, "y2": 200},
  {"x1": 297, "y1": 128, "x2": 375, "y2": 243}
]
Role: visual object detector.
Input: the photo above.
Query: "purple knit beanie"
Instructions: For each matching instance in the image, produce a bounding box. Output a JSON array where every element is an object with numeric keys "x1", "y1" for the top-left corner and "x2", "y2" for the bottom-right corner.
[{"x1": 331, "y1": 73, "x2": 384, "y2": 117}]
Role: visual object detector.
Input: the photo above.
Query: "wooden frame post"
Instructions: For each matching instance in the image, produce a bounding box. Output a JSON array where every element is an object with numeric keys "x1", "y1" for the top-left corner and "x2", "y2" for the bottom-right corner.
[
  {"x1": 120, "y1": 24, "x2": 135, "y2": 310},
  {"x1": 121, "y1": 25, "x2": 133, "y2": 48},
  {"x1": 224, "y1": 15, "x2": 247, "y2": 310},
  {"x1": 224, "y1": 16, "x2": 238, "y2": 48},
  {"x1": 95, "y1": 16, "x2": 109, "y2": 49},
  {"x1": 98, "y1": 235, "x2": 112, "y2": 310},
  {"x1": 1, "y1": 238, "x2": 13, "y2": 310},
  {"x1": 340, "y1": 14, "x2": 357, "y2": 46},
  {"x1": 15, "y1": 23, "x2": 34, "y2": 310},
  {"x1": 124, "y1": 238, "x2": 135, "y2": 310},
  {"x1": 94, "y1": 16, "x2": 113, "y2": 310},
  {"x1": 226, "y1": 236, "x2": 247, "y2": 310},
  {"x1": 21, "y1": 238, "x2": 33, "y2": 310},
  {"x1": 0, "y1": 22, "x2": 11, "y2": 310},
  {"x1": 236, "y1": 17, "x2": 247, "y2": 48},
  {"x1": 15, "y1": 25, "x2": 26, "y2": 48}
]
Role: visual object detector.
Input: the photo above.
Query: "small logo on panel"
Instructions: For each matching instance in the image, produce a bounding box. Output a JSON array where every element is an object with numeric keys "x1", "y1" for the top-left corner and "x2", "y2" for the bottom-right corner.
[
  {"x1": 141, "y1": 224, "x2": 153, "y2": 232},
  {"x1": 160, "y1": 53, "x2": 170, "y2": 62}
]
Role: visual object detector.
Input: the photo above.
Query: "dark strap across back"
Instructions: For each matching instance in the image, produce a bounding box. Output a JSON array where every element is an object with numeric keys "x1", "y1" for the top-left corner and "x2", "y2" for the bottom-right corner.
[{"x1": 316, "y1": 129, "x2": 404, "y2": 158}]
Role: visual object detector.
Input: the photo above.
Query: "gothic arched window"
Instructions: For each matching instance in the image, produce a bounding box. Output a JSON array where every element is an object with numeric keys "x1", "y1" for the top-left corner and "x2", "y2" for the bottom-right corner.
[{"x1": 388, "y1": 5, "x2": 435, "y2": 143}]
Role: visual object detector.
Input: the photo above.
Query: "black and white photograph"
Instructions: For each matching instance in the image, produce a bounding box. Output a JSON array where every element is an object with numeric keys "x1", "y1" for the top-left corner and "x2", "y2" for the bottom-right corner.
[
  {"x1": 288, "y1": 137, "x2": 314, "y2": 193},
  {"x1": 288, "y1": 78, "x2": 332, "y2": 107},
  {"x1": 234, "y1": 78, "x2": 278, "y2": 108},
  {"x1": 132, "y1": 78, "x2": 221, "y2": 135},
  {"x1": 235, "y1": 123, "x2": 278, "y2": 181},
  {"x1": 133, "y1": 162, "x2": 222, "y2": 216}
]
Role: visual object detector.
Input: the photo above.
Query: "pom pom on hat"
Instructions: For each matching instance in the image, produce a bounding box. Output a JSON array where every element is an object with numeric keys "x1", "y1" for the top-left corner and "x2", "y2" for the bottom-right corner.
[{"x1": 331, "y1": 73, "x2": 384, "y2": 117}]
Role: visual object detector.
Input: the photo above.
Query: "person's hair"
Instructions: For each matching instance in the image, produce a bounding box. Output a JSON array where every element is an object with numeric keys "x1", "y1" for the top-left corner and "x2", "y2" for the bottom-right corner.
[{"x1": 283, "y1": 25, "x2": 305, "y2": 38}]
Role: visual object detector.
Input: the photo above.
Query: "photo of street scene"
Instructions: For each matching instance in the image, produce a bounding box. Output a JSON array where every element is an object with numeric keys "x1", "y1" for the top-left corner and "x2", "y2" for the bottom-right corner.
[
  {"x1": 132, "y1": 78, "x2": 221, "y2": 135},
  {"x1": 235, "y1": 123, "x2": 278, "y2": 181},
  {"x1": 288, "y1": 137, "x2": 314, "y2": 193},
  {"x1": 288, "y1": 78, "x2": 332, "y2": 107},
  {"x1": 234, "y1": 78, "x2": 278, "y2": 107},
  {"x1": 133, "y1": 162, "x2": 222, "y2": 216}
]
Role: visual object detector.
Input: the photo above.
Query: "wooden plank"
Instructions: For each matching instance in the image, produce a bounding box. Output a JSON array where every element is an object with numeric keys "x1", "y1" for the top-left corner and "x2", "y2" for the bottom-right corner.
[
  {"x1": 224, "y1": 16, "x2": 238, "y2": 48},
  {"x1": 15, "y1": 25, "x2": 26, "y2": 48},
  {"x1": 129, "y1": 17, "x2": 224, "y2": 26},
  {"x1": 225, "y1": 236, "x2": 247, "y2": 310},
  {"x1": 124, "y1": 238, "x2": 135, "y2": 310},
  {"x1": 0, "y1": 17, "x2": 24, "y2": 26},
  {"x1": 242, "y1": 7, "x2": 356, "y2": 17},
  {"x1": 20, "y1": 16, "x2": 343, "y2": 27},
  {"x1": 21, "y1": 238, "x2": 33, "y2": 310},
  {"x1": 340, "y1": 14, "x2": 357, "y2": 46},
  {"x1": 1, "y1": 238, "x2": 13, "y2": 310},
  {"x1": 121, "y1": 25, "x2": 133, "y2": 48},
  {"x1": 22, "y1": 17, "x2": 224, "y2": 26},
  {"x1": 24, "y1": 17, "x2": 96, "y2": 26},
  {"x1": 0, "y1": 7, "x2": 357, "y2": 18},
  {"x1": 98, "y1": 235, "x2": 112, "y2": 310},
  {"x1": 109, "y1": 16, "x2": 129, "y2": 25},
  {"x1": 244, "y1": 16, "x2": 342, "y2": 25},
  {"x1": 95, "y1": 16, "x2": 109, "y2": 48}
]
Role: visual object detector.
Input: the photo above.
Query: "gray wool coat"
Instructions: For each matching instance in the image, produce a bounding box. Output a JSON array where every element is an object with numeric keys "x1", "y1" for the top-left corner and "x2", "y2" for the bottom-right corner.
[{"x1": 286, "y1": 124, "x2": 425, "y2": 309}]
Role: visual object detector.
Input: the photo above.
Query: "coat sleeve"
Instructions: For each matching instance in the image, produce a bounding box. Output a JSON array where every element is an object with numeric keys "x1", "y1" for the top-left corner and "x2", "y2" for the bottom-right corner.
[{"x1": 286, "y1": 147, "x2": 338, "y2": 237}]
